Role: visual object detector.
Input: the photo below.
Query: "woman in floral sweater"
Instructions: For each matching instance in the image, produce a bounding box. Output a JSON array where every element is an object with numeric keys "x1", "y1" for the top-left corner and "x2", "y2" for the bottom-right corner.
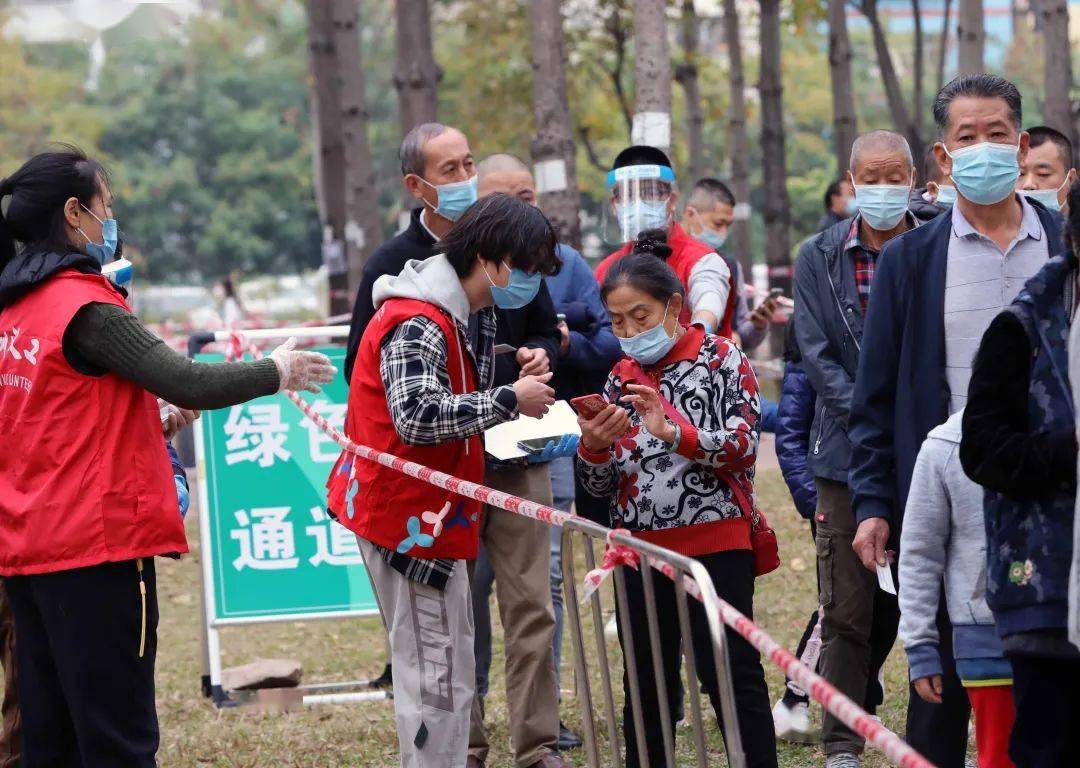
[{"x1": 577, "y1": 234, "x2": 778, "y2": 768}]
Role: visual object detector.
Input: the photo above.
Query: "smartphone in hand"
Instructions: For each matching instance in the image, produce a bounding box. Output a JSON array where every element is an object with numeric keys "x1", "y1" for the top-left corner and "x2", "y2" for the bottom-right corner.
[{"x1": 570, "y1": 394, "x2": 608, "y2": 420}]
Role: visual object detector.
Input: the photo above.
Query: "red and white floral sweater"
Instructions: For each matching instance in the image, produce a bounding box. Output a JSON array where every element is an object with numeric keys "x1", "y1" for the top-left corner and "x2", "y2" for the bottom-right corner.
[{"x1": 577, "y1": 325, "x2": 760, "y2": 557}]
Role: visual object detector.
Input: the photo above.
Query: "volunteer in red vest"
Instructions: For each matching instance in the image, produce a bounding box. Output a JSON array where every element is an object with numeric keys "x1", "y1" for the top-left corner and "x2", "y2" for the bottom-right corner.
[
  {"x1": 595, "y1": 145, "x2": 737, "y2": 337},
  {"x1": 0, "y1": 149, "x2": 334, "y2": 767},
  {"x1": 327, "y1": 193, "x2": 560, "y2": 768}
]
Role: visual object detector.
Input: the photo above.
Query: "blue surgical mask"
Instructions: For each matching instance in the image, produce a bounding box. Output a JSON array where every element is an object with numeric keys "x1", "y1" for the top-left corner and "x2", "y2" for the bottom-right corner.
[
  {"x1": 1020, "y1": 177, "x2": 1069, "y2": 213},
  {"x1": 421, "y1": 175, "x2": 478, "y2": 222},
  {"x1": 844, "y1": 197, "x2": 859, "y2": 217},
  {"x1": 696, "y1": 225, "x2": 728, "y2": 251},
  {"x1": 79, "y1": 205, "x2": 118, "y2": 264},
  {"x1": 852, "y1": 182, "x2": 910, "y2": 231},
  {"x1": 486, "y1": 261, "x2": 542, "y2": 310},
  {"x1": 617, "y1": 200, "x2": 669, "y2": 240},
  {"x1": 945, "y1": 141, "x2": 1020, "y2": 205},
  {"x1": 618, "y1": 305, "x2": 677, "y2": 366},
  {"x1": 934, "y1": 184, "x2": 958, "y2": 207}
]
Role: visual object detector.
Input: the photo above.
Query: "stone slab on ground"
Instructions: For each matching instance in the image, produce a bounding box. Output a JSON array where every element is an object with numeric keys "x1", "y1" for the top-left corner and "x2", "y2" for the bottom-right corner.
[{"x1": 222, "y1": 658, "x2": 303, "y2": 691}]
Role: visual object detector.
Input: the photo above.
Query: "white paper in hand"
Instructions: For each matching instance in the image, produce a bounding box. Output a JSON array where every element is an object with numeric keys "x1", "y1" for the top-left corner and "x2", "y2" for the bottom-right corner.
[
  {"x1": 876, "y1": 562, "x2": 897, "y2": 595},
  {"x1": 484, "y1": 401, "x2": 581, "y2": 461}
]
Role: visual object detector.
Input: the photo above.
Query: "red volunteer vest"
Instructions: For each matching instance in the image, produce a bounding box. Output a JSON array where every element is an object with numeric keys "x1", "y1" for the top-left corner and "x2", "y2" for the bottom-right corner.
[
  {"x1": 327, "y1": 298, "x2": 484, "y2": 560},
  {"x1": 0, "y1": 270, "x2": 188, "y2": 576},
  {"x1": 595, "y1": 222, "x2": 737, "y2": 338}
]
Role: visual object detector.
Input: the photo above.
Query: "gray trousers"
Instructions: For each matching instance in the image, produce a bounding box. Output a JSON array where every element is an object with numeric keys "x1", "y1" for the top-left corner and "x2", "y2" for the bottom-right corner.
[{"x1": 359, "y1": 538, "x2": 475, "y2": 768}]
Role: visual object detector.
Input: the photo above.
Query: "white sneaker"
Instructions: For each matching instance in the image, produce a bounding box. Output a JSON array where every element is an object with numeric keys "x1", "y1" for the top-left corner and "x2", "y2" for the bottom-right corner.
[
  {"x1": 772, "y1": 699, "x2": 817, "y2": 744},
  {"x1": 824, "y1": 752, "x2": 862, "y2": 768}
]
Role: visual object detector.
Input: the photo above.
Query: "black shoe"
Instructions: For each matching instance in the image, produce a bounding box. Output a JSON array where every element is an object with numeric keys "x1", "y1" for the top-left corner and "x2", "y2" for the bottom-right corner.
[
  {"x1": 370, "y1": 663, "x2": 393, "y2": 689},
  {"x1": 557, "y1": 721, "x2": 582, "y2": 751}
]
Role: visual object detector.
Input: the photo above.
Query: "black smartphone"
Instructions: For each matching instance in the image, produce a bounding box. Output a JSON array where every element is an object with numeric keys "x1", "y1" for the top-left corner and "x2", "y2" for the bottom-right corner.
[{"x1": 517, "y1": 437, "x2": 555, "y2": 454}]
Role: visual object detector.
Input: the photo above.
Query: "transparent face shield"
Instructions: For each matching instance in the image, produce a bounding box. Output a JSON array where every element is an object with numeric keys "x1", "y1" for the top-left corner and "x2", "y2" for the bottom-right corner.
[{"x1": 602, "y1": 164, "x2": 677, "y2": 245}]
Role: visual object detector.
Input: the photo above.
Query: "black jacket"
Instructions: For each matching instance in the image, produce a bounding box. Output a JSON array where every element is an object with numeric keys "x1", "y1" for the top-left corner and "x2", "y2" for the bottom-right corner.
[
  {"x1": 343, "y1": 208, "x2": 561, "y2": 386},
  {"x1": 344, "y1": 208, "x2": 437, "y2": 381},
  {"x1": 0, "y1": 247, "x2": 100, "y2": 307},
  {"x1": 908, "y1": 188, "x2": 946, "y2": 222},
  {"x1": 792, "y1": 216, "x2": 863, "y2": 483},
  {"x1": 848, "y1": 201, "x2": 1066, "y2": 534}
]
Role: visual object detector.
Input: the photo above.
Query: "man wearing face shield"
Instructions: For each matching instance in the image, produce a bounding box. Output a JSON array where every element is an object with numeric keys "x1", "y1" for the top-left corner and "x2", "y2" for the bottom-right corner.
[
  {"x1": 344, "y1": 123, "x2": 479, "y2": 382},
  {"x1": 595, "y1": 146, "x2": 737, "y2": 338},
  {"x1": 848, "y1": 75, "x2": 1067, "y2": 768},
  {"x1": 793, "y1": 130, "x2": 918, "y2": 766}
]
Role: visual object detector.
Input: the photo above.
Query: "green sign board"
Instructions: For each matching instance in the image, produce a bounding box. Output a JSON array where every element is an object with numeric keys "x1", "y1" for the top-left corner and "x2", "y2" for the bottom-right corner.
[{"x1": 194, "y1": 346, "x2": 377, "y2": 624}]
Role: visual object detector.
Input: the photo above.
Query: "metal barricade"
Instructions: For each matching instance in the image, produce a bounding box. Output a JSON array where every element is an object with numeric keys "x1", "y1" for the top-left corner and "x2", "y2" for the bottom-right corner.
[
  {"x1": 560, "y1": 518, "x2": 747, "y2": 768},
  {"x1": 223, "y1": 329, "x2": 936, "y2": 768}
]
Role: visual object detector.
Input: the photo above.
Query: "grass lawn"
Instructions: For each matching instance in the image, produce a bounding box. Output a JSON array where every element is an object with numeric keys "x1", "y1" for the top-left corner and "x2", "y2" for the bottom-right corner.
[{"x1": 149, "y1": 466, "x2": 932, "y2": 767}]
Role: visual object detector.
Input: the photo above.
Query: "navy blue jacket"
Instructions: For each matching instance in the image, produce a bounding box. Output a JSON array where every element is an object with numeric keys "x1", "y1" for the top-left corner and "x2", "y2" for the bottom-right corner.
[
  {"x1": 777, "y1": 358, "x2": 818, "y2": 520},
  {"x1": 793, "y1": 216, "x2": 862, "y2": 484},
  {"x1": 545, "y1": 244, "x2": 622, "y2": 402},
  {"x1": 848, "y1": 203, "x2": 1065, "y2": 537},
  {"x1": 961, "y1": 253, "x2": 1077, "y2": 637}
]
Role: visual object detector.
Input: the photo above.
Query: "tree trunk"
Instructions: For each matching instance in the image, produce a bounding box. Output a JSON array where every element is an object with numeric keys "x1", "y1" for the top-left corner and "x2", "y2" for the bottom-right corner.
[
  {"x1": 1011, "y1": 0, "x2": 1028, "y2": 36},
  {"x1": 721, "y1": 0, "x2": 752, "y2": 279},
  {"x1": 632, "y1": 0, "x2": 673, "y2": 153},
  {"x1": 1040, "y1": 0, "x2": 1078, "y2": 157},
  {"x1": 305, "y1": 0, "x2": 350, "y2": 315},
  {"x1": 861, "y1": 0, "x2": 919, "y2": 153},
  {"x1": 529, "y1": 0, "x2": 582, "y2": 248},
  {"x1": 956, "y1": 0, "x2": 985, "y2": 75},
  {"x1": 331, "y1": 0, "x2": 383, "y2": 298},
  {"x1": 911, "y1": 0, "x2": 925, "y2": 157},
  {"x1": 828, "y1": 0, "x2": 857, "y2": 172},
  {"x1": 394, "y1": 0, "x2": 440, "y2": 217},
  {"x1": 394, "y1": 0, "x2": 439, "y2": 132},
  {"x1": 758, "y1": 0, "x2": 792, "y2": 302},
  {"x1": 675, "y1": 0, "x2": 705, "y2": 182},
  {"x1": 937, "y1": 0, "x2": 952, "y2": 91}
]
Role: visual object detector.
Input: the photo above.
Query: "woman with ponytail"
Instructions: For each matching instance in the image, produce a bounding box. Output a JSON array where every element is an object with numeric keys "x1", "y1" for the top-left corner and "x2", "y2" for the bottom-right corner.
[{"x1": 0, "y1": 148, "x2": 334, "y2": 766}]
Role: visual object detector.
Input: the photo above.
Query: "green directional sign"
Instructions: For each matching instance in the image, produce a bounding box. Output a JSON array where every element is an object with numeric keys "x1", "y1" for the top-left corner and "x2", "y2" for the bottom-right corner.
[{"x1": 194, "y1": 346, "x2": 377, "y2": 623}]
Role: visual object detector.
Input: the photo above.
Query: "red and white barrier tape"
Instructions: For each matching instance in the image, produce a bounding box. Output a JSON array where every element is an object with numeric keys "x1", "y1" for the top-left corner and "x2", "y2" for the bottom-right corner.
[{"x1": 225, "y1": 332, "x2": 934, "y2": 768}]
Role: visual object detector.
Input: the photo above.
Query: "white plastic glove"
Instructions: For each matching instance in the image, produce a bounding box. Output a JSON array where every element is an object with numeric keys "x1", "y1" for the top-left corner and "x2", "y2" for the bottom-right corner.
[{"x1": 269, "y1": 337, "x2": 337, "y2": 393}]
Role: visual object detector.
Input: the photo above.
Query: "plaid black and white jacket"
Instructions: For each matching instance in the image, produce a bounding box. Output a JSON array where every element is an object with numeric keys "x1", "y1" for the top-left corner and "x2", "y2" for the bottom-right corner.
[{"x1": 373, "y1": 306, "x2": 517, "y2": 589}]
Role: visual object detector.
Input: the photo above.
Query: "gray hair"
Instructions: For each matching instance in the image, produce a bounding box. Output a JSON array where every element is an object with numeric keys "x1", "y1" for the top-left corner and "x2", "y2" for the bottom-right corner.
[
  {"x1": 850, "y1": 130, "x2": 914, "y2": 172},
  {"x1": 476, "y1": 153, "x2": 531, "y2": 178},
  {"x1": 399, "y1": 122, "x2": 451, "y2": 177},
  {"x1": 932, "y1": 74, "x2": 1022, "y2": 135}
]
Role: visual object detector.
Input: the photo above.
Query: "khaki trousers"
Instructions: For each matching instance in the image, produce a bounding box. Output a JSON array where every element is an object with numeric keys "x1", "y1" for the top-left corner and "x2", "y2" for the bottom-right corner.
[{"x1": 469, "y1": 463, "x2": 559, "y2": 768}]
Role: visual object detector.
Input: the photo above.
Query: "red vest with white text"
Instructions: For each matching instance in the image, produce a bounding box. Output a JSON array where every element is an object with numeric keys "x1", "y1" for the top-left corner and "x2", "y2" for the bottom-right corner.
[
  {"x1": 327, "y1": 298, "x2": 484, "y2": 560},
  {"x1": 0, "y1": 270, "x2": 188, "y2": 576}
]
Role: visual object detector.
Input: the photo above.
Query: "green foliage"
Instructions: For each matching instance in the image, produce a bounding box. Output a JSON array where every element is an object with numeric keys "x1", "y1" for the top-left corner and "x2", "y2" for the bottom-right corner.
[
  {"x1": 3, "y1": 0, "x2": 1063, "y2": 280},
  {"x1": 91, "y1": 2, "x2": 320, "y2": 282},
  {"x1": 0, "y1": 36, "x2": 106, "y2": 170}
]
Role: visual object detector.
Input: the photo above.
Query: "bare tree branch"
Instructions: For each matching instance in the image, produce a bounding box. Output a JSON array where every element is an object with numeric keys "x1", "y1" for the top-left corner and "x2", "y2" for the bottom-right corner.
[{"x1": 577, "y1": 125, "x2": 608, "y2": 172}]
